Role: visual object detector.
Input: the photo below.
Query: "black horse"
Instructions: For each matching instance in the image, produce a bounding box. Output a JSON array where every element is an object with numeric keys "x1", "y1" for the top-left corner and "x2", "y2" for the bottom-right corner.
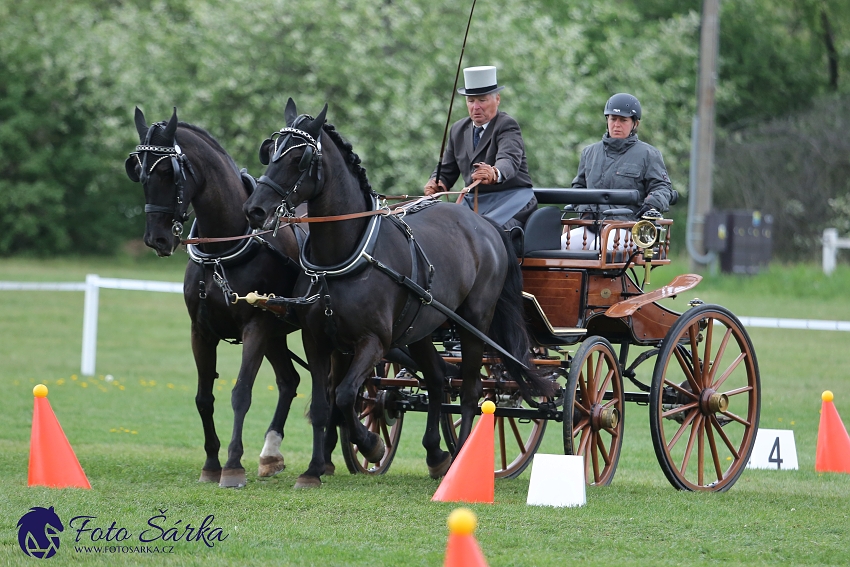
[
  {"x1": 126, "y1": 107, "x2": 304, "y2": 488},
  {"x1": 243, "y1": 99, "x2": 552, "y2": 488}
]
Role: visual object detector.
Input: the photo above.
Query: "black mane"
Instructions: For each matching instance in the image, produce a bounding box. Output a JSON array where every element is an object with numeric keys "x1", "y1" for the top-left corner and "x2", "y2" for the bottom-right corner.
[
  {"x1": 177, "y1": 121, "x2": 239, "y2": 172},
  {"x1": 321, "y1": 122, "x2": 372, "y2": 195}
]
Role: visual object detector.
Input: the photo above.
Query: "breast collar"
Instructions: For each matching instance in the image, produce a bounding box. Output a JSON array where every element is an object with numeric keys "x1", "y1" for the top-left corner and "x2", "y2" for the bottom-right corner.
[
  {"x1": 299, "y1": 193, "x2": 382, "y2": 278},
  {"x1": 186, "y1": 219, "x2": 261, "y2": 267}
]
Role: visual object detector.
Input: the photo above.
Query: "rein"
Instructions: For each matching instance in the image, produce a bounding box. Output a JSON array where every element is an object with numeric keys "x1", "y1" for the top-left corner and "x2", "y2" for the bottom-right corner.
[{"x1": 181, "y1": 187, "x2": 478, "y2": 246}]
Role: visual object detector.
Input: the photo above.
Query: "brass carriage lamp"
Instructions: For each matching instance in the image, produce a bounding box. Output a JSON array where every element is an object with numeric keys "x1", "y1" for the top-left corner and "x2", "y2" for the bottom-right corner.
[{"x1": 631, "y1": 210, "x2": 663, "y2": 287}]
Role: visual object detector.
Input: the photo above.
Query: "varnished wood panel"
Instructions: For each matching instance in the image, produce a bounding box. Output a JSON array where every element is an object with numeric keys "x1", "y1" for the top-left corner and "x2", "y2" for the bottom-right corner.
[{"x1": 521, "y1": 269, "x2": 584, "y2": 328}]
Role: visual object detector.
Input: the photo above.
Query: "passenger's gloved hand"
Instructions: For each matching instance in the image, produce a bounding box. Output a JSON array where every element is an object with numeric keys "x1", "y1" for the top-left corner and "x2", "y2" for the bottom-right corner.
[
  {"x1": 636, "y1": 204, "x2": 660, "y2": 219},
  {"x1": 580, "y1": 212, "x2": 599, "y2": 235}
]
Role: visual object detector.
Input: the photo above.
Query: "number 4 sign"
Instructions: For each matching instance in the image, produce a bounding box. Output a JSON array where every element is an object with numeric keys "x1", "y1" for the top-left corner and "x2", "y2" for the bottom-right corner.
[{"x1": 747, "y1": 428, "x2": 799, "y2": 470}]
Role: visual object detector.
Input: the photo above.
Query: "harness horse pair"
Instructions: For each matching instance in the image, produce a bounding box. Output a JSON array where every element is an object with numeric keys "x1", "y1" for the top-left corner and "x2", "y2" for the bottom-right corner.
[{"x1": 128, "y1": 100, "x2": 761, "y2": 493}]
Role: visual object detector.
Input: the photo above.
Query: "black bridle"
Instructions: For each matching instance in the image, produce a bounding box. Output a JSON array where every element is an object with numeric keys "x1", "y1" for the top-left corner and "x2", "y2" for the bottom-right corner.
[
  {"x1": 257, "y1": 118, "x2": 323, "y2": 236},
  {"x1": 126, "y1": 122, "x2": 197, "y2": 237}
]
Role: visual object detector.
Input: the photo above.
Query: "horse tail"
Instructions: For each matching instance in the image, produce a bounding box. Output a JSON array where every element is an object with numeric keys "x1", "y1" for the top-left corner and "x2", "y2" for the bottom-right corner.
[{"x1": 484, "y1": 218, "x2": 555, "y2": 399}]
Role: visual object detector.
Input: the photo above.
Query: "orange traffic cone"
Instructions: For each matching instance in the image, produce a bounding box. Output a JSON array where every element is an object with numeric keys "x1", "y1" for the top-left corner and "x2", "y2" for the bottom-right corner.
[
  {"x1": 444, "y1": 508, "x2": 488, "y2": 567},
  {"x1": 432, "y1": 401, "x2": 495, "y2": 503},
  {"x1": 28, "y1": 385, "x2": 91, "y2": 489},
  {"x1": 815, "y1": 390, "x2": 850, "y2": 474}
]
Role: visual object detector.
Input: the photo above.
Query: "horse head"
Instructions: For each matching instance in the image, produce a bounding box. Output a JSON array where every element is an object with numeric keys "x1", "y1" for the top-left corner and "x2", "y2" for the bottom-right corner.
[
  {"x1": 125, "y1": 106, "x2": 197, "y2": 256},
  {"x1": 244, "y1": 98, "x2": 327, "y2": 230}
]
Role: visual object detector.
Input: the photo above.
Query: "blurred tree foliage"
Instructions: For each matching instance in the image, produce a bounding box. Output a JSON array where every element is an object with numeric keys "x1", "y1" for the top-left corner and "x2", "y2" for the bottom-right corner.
[{"x1": 0, "y1": 0, "x2": 847, "y2": 256}]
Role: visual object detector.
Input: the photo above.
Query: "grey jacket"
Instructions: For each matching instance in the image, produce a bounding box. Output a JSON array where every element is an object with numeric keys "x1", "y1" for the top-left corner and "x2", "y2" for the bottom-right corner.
[{"x1": 571, "y1": 133, "x2": 675, "y2": 220}]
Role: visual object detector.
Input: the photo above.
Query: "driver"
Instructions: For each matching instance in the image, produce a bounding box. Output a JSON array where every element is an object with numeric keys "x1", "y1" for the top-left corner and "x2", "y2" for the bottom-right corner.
[
  {"x1": 424, "y1": 65, "x2": 537, "y2": 230},
  {"x1": 563, "y1": 93, "x2": 676, "y2": 250}
]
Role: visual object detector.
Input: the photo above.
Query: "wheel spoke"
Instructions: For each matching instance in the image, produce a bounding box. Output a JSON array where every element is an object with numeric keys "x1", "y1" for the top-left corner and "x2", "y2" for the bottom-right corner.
[
  {"x1": 710, "y1": 414, "x2": 741, "y2": 459},
  {"x1": 597, "y1": 368, "x2": 615, "y2": 403},
  {"x1": 663, "y1": 378, "x2": 699, "y2": 401},
  {"x1": 674, "y1": 344, "x2": 701, "y2": 395},
  {"x1": 578, "y1": 426, "x2": 591, "y2": 455},
  {"x1": 723, "y1": 385, "x2": 753, "y2": 397},
  {"x1": 667, "y1": 407, "x2": 698, "y2": 451},
  {"x1": 661, "y1": 401, "x2": 699, "y2": 419},
  {"x1": 680, "y1": 414, "x2": 703, "y2": 473},
  {"x1": 712, "y1": 353, "x2": 747, "y2": 391},
  {"x1": 701, "y1": 319, "x2": 714, "y2": 388},
  {"x1": 578, "y1": 370, "x2": 591, "y2": 407},
  {"x1": 697, "y1": 416, "x2": 705, "y2": 486},
  {"x1": 498, "y1": 418, "x2": 508, "y2": 471},
  {"x1": 590, "y1": 431, "x2": 600, "y2": 482},
  {"x1": 596, "y1": 433, "x2": 611, "y2": 466},
  {"x1": 719, "y1": 409, "x2": 750, "y2": 427},
  {"x1": 507, "y1": 417, "x2": 526, "y2": 453},
  {"x1": 572, "y1": 416, "x2": 589, "y2": 439},
  {"x1": 705, "y1": 419, "x2": 724, "y2": 482},
  {"x1": 592, "y1": 352, "x2": 606, "y2": 400},
  {"x1": 706, "y1": 325, "x2": 733, "y2": 385}
]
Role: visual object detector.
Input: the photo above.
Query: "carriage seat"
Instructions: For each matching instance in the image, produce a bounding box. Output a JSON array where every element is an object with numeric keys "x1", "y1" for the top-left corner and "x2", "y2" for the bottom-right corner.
[{"x1": 522, "y1": 206, "x2": 598, "y2": 259}]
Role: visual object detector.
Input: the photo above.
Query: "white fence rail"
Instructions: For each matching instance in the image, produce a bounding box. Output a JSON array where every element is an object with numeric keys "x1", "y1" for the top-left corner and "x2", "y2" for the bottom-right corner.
[
  {"x1": 823, "y1": 228, "x2": 850, "y2": 275},
  {"x1": 2, "y1": 274, "x2": 850, "y2": 376},
  {"x1": 1, "y1": 274, "x2": 182, "y2": 376}
]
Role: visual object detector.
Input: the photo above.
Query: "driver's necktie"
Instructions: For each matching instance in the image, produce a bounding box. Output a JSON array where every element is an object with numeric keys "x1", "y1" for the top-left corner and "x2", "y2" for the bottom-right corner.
[{"x1": 473, "y1": 126, "x2": 483, "y2": 150}]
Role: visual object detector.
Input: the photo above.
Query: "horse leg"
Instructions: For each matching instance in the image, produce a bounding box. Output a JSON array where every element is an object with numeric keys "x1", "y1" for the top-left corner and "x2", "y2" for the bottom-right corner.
[
  {"x1": 295, "y1": 331, "x2": 332, "y2": 489},
  {"x1": 321, "y1": 352, "x2": 350, "y2": 476},
  {"x1": 408, "y1": 339, "x2": 452, "y2": 478},
  {"x1": 454, "y1": 329, "x2": 486, "y2": 452},
  {"x1": 257, "y1": 339, "x2": 301, "y2": 479},
  {"x1": 191, "y1": 327, "x2": 222, "y2": 482},
  {"x1": 220, "y1": 322, "x2": 266, "y2": 488},
  {"x1": 334, "y1": 336, "x2": 386, "y2": 463}
]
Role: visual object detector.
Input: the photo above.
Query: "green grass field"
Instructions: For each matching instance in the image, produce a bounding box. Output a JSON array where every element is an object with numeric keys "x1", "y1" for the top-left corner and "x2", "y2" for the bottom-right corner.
[{"x1": 2, "y1": 255, "x2": 850, "y2": 566}]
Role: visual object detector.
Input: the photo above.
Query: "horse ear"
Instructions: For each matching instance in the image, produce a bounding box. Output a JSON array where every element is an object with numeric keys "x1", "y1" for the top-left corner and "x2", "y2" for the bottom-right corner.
[
  {"x1": 305, "y1": 104, "x2": 328, "y2": 139},
  {"x1": 259, "y1": 138, "x2": 273, "y2": 166},
  {"x1": 124, "y1": 155, "x2": 140, "y2": 182},
  {"x1": 163, "y1": 107, "x2": 178, "y2": 142},
  {"x1": 134, "y1": 107, "x2": 148, "y2": 142},
  {"x1": 285, "y1": 98, "x2": 297, "y2": 127}
]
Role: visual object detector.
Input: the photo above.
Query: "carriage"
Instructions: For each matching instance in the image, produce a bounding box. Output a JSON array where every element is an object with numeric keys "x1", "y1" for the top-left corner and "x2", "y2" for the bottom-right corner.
[{"x1": 331, "y1": 187, "x2": 761, "y2": 492}]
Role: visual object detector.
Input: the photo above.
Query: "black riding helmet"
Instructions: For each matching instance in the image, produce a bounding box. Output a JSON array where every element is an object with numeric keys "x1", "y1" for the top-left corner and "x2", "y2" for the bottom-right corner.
[{"x1": 604, "y1": 93, "x2": 641, "y2": 121}]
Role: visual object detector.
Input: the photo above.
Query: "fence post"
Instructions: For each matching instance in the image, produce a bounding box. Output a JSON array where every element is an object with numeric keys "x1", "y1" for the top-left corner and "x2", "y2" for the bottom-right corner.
[
  {"x1": 81, "y1": 274, "x2": 100, "y2": 376},
  {"x1": 823, "y1": 228, "x2": 838, "y2": 276}
]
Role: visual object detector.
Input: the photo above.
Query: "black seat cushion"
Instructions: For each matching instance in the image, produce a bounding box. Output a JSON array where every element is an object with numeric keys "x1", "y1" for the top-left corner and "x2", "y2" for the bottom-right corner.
[{"x1": 522, "y1": 206, "x2": 563, "y2": 255}]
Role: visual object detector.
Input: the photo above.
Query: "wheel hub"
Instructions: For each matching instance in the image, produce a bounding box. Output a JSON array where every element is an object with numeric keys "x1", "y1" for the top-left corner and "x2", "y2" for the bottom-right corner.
[
  {"x1": 591, "y1": 404, "x2": 619, "y2": 430},
  {"x1": 699, "y1": 389, "x2": 728, "y2": 414}
]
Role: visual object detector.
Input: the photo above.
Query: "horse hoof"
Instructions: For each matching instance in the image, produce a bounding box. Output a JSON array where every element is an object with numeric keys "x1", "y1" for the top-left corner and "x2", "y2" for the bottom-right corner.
[
  {"x1": 258, "y1": 455, "x2": 285, "y2": 478},
  {"x1": 199, "y1": 469, "x2": 222, "y2": 483},
  {"x1": 324, "y1": 462, "x2": 336, "y2": 476},
  {"x1": 362, "y1": 435, "x2": 386, "y2": 464},
  {"x1": 219, "y1": 468, "x2": 247, "y2": 488},
  {"x1": 294, "y1": 474, "x2": 322, "y2": 489},
  {"x1": 428, "y1": 454, "x2": 452, "y2": 479}
]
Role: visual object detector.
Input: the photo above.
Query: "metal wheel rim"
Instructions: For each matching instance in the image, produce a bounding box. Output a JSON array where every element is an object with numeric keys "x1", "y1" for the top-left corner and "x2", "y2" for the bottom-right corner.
[{"x1": 649, "y1": 304, "x2": 760, "y2": 492}]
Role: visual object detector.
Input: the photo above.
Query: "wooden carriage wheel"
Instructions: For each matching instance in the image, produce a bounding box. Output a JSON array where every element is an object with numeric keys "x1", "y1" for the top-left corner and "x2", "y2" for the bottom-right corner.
[
  {"x1": 649, "y1": 304, "x2": 760, "y2": 491},
  {"x1": 563, "y1": 336, "x2": 625, "y2": 486},
  {"x1": 340, "y1": 363, "x2": 404, "y2": 475},
  {"x1": 440, "y1": 363, "x2": 559, "y2": 479}
]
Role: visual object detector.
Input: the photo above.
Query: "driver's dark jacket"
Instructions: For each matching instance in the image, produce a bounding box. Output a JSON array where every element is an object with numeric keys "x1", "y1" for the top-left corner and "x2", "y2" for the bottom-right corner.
[{"x1": 571, "y1": 133, "x2": 675, "y2": 220}]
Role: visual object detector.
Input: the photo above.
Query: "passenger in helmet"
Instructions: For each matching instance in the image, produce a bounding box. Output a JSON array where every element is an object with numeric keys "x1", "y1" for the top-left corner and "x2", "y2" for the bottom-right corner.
[{"x1": 562, "y1": 93, "x2": 676, "y2": 251}]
